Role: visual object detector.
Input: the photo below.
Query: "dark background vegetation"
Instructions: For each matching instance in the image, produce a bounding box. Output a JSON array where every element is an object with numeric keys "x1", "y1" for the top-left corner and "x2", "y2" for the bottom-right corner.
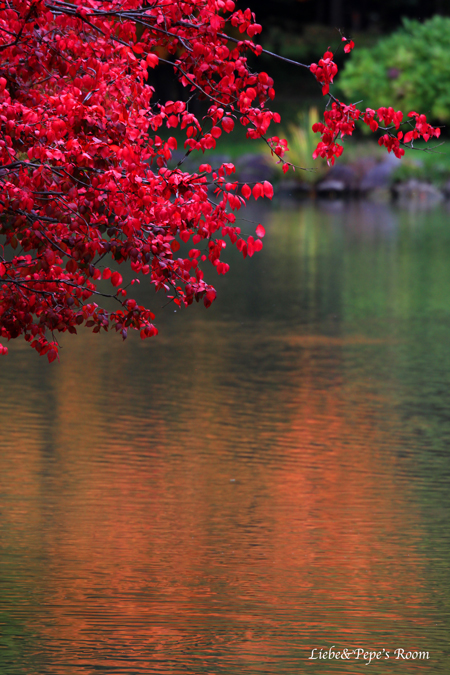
[
  {"x1": 242, "y1": 0, "x2": 450, "y2": 107},
  {"x1": 153, "y1": 0, "x2": 450, "y2": 113},
  {"x1": 243, "y1": 0, "x2": 448, "y2": 34},
  {"x1": 152, "y1": 0, "x2": 450, "y2": 179}
]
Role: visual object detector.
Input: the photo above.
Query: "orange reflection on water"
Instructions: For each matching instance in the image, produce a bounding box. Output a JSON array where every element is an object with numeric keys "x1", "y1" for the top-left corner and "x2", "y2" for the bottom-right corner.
[{"x1": 0, "y1": 325, "x2": 431, "y2": 674}]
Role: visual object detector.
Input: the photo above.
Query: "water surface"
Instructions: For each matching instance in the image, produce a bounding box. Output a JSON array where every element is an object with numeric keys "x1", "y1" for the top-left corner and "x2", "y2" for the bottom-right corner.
[{"x1": 1, "y1": 200, "x2": 450, "y2": 673}]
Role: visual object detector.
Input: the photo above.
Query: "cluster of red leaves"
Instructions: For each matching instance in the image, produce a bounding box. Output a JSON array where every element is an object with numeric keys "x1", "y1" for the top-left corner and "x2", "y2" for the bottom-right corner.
[
  {"x1": 309, "y1": 51, "x2": 338, "y2": 96},
  {"x1": 0, "y1": 7, "x2": 443, "y2": 359},
  {"x1": 0, "y1": 0, "x2": 279, "y2": 358},
  {"x1": 310, "y1": 46, "x2": 441, "y2": 166},
  {"x1": 341, "y1": 36, "x2": 354, "y2": 54}
]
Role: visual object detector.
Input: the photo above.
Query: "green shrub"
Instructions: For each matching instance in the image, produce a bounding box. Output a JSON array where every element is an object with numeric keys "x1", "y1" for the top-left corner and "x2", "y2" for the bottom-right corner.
[{"x1": 338, "y1": 16, "x2": 450, "y2": 122}]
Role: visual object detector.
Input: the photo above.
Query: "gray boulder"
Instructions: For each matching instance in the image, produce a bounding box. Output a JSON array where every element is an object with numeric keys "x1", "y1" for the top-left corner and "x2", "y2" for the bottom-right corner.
[
  {"x1": 359, "y1": 155, "x2": 402, "y2": 192},
  {"x1": 393, "y1": 179, "x2": 444, "y2": 206},
  {"x1": 316, "y1": 164, "x2": 358, "y2": 193}
]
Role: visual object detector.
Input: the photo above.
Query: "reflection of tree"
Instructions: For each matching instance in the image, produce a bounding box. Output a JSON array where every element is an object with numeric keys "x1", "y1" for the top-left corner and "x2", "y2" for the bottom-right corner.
[
  {"x1": 1, "y1": 202, "x2": 450, "y2": 671},
  {"x1": 0, "y1": 323, "x2": 428, "y2": 671}
]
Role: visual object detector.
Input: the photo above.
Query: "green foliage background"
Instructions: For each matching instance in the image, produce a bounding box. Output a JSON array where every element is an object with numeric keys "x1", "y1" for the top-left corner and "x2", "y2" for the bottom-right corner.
[{"x1": 338, "y1": 16, "x2": 450, "y2": 122}]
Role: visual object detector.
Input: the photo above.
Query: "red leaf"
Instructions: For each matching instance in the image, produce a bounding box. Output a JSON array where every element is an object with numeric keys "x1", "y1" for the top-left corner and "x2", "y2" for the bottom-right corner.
[
  {"x1": 222, "y1": 117, "x2": 235, "y2": 133},
  {"x1": 344, "y1": 40, "x2": 355, "y2": 53},
  {"x1": 66, "y1": 259, "x2": 77, "y2": 274},
  {"x1": 203, "y1": 289, "x2": 216, "y2": 308},
  {"x1": 252, "y1": 183, "x2": 263, "y2": 200},
  {"x1": 111, "y1": 271, "x2": 123, "y2": 287},
  {"x1": 241, "y1": 184, "x2": 252, "y2": 199},
  {"x1": 47, "y1": 348, "x2": 58, "y2": 363},
  {"x1": 263, "y1": 181, "x2": 274, "y2": 199},
  {"x1": 256, "y1": 224, "x2": 265, "y2": 238},
  {"x1": 146, "y1": 53, "x2": 159, "y2": 68}
]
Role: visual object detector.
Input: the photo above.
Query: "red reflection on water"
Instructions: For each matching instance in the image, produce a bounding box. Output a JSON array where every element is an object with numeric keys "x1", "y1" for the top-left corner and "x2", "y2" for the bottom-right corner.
[{"x1": 0, "y1": 330, "x2": 431, "y2": 673}]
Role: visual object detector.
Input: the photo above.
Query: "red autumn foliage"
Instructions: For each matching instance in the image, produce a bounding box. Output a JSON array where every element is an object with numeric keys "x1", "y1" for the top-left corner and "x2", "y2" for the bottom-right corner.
[
  {"x1": 0, "y1": 2, "x2": 442, "y2": 359},
  {"x1": 342, "y1": 37, "x2": 355, "y2": 54},
  {"x1": 309, "y1": 43, "x2": 441, "y2": 166}
]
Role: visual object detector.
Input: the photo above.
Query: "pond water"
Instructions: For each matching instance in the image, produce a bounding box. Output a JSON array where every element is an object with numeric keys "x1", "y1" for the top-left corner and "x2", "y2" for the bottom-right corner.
[{"x1": 1, "y1": 200, "x2": 450, "y2": 674}]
